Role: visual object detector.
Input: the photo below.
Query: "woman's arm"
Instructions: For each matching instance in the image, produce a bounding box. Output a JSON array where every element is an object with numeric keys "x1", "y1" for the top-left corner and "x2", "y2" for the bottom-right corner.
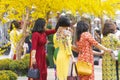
[
  {"x1": 72, "y1": 45, "x2": 79, "y2": 53},
  {"x1": 93, "y1": 50, "x2": 104, "y2": 56},
  {"x1": 30, "y1": 33, "x2": 38, "y2": 66},
  {"x1": 83, "y1": 32, "x2": 112, "y2": 53},
  {"x1": 30, "y1": 50, "x2": 36, "y2": 67},
  {"x1": 95, "y1": 43, "x2": 112, "y2": 53},
  {"x1": 45, "y1": 29, "x2": 56, "y2": 35},
  {"x1": 72, "y1": 45, "x2": 104, "y2": 56}
]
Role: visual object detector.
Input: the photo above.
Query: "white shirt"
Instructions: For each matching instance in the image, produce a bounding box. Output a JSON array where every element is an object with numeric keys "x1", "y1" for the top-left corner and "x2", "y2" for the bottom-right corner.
[{"x1": 115, "y1": 30, "x2": 120, "y2": 40}]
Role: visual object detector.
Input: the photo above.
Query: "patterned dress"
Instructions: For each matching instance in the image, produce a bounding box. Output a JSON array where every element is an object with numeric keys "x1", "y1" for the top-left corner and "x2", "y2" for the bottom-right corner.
[
  {"x1": 76, "y1": 32, "x2": 99, "y2": 80},
  {"x1": 9, "y1": 29, "x2": 23, "y2": 59},
  {"x1": 55, "y1": 29, "x2": 73, "y2": 80},
  {"x1": 102, "y1": 33, "x2": 120, "y2": 80}
]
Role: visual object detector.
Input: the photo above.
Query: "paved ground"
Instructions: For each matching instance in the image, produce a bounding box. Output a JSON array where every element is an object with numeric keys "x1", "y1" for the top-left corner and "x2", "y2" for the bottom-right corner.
[
  {"x1": 0, "y1": 55, "x2": 10, "y2": 59},
  {"x1": 0, "y1": 55, "x2": 102, "y2": 80},
  {"x1": 18, "y1": 65, "x2": 102, "y2": 80}
]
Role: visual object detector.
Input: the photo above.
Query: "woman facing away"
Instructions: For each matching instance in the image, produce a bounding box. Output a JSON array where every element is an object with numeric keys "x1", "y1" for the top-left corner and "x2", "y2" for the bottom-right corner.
[
  {"x1": 54, "y1": 16, "x2": 75, "y2": 80},
  {"x1": 102, "y1": 21, "x2": 120, "y2": 80},
  {"x1": 75, "y1": 21, "x2": 112, "y2": 80},
  {"x1": 29, "y1": 18, "x2": 56, "y2": 80}
]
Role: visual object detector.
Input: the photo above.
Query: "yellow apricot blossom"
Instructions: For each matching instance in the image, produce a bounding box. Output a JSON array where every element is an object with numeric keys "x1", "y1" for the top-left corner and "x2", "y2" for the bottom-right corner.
[{"x1": 0, "y1": 0, "x2": 119, "y2": 22}]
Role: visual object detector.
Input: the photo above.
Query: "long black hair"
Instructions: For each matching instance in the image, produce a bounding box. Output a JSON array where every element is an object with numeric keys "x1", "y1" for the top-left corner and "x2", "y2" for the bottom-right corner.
[
  {"x1": 76, "y1": 21, "x2": 89, "y2": 41},
  {"x1": 32, "y1": 18, "x2": 46, "y2": 33},
  {"x1": 55, "y1": 16, "x2": 70, "y2": 31},
  {"x1": 55, "y1": 22, "x2": 59, "y2": 31},
  {"x1": 58, "y1": 16, "x2": 70, "y2": 27}
]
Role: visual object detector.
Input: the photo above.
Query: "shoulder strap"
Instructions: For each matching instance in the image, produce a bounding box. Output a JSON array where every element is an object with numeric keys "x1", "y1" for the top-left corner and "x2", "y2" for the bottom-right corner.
[{"x1": 70, "y1": 63, "x2": 78, "y2": 76}]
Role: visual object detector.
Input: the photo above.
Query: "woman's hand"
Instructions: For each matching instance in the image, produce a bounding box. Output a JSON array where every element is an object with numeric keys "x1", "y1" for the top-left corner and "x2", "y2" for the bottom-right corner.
[
  {"x1": 72, "y1": 45, "x2": 79, "y2": 53},
  {"x1": 72, "y1": 57, "x2": 76, "y2": 63},
  {"x1": 71, "y1": 54, "x2": 76, "y2": 63},
  {"x1": 98, "y1": 52, "x2": 104, "y2": 56},
  {"x1": 105, "y1": 48, "x2": 115, "y2": 58},
  {"x1": 106, "y1": 48, "x2": 113, "y2": 53},
  {"x1": 31, "y1": 57, "x2": 36, "y2": 67}
]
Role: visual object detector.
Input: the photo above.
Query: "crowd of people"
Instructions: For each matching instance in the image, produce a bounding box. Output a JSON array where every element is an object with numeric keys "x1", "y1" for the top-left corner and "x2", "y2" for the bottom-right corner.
[{"x1": 8, "y1": 12, "x2": 120, "y2": 80}]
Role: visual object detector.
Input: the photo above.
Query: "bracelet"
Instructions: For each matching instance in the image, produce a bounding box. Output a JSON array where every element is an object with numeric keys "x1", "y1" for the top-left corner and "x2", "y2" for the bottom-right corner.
[{"x1": 32, "y1": 56, "x2": 35, "y2": 58}]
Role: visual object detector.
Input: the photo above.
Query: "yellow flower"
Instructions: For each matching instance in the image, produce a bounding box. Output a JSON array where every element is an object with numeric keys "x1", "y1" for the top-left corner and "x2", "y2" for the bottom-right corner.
[{"x1": 0, "y1": 0, "x2": 120, "y2": 22}]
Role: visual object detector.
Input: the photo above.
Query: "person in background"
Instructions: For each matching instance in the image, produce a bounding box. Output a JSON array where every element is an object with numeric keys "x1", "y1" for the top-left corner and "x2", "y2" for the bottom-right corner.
[
  {"x1": 24, "y1": 33, "x2": 32, "y2": 54},
  {"x1": 46, "y1": 24, "x2": 55, "y2": 68},
  {"x1": 30, "y1": 18, "x2": 56, "y2": 80},
  {"x1": 9, "y1": 20, "x2": 23, "y2": 60},
  {"x1": 102, "y1": 21, "x2": 120, "y2": 80},
  {"x1": 54, "y1": 16, "x2": 75, "y2": 80},
  {"x1": 74, "y1": 21, "x2": 112, "y2": 80}
]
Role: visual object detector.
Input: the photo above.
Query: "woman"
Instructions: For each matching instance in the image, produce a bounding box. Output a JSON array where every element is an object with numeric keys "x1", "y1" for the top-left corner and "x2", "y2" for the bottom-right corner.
[
  {"x1": 102, "y1": 21, "x2": 120, "y2": 80},
  {"x1": 75, "y1": 21, "x2": 112, "y2": 80},
  {"x1": 30, "y1": 18, "x2": 56, "y2": 80},
  {"x1": 9, "y1": 20, "x2": 23, "y2": 60},
  {"x1": 54, "y1": 16, "x2": 74, "y2": 80}
]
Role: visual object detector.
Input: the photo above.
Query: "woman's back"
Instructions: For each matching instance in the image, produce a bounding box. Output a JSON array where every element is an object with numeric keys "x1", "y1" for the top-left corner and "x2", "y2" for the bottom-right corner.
[
  {"x1": 55, "y1": 28, "x2": 73, "y2": 80},
  {"x1": 102, "y1": 33, "x2": 120, "y2": 49},
  {"x1": 56, "y1": 29, "x2": 72, "y2": 51},
  {"x1": 102, "y1": 33, "x2": 120, "y2": 80}
]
